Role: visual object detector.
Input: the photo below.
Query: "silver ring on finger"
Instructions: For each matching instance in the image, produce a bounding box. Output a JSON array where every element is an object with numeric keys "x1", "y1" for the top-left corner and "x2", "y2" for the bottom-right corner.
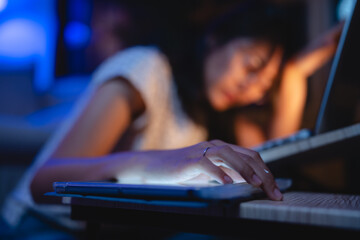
[{"x1": 202, "y1": 147, "x2": 211, "y2": 157}]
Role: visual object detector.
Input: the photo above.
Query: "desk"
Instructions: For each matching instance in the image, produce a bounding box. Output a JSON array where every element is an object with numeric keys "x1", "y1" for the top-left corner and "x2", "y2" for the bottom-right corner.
[{"x1": 52, "y1": 191, "x2": 360, "y2": 239}]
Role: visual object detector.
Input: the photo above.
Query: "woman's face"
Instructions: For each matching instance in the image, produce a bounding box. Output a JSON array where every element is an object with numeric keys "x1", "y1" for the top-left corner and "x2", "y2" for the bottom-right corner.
[{"x1": 204, "y1": 38, "x2": 283, "y2": 111}]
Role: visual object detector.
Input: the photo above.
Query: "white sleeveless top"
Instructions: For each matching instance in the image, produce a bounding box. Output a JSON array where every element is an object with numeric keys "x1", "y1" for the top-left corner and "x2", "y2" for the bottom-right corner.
[{"x1": 2, "y1": 46, "x2": 207, "y2": 228}]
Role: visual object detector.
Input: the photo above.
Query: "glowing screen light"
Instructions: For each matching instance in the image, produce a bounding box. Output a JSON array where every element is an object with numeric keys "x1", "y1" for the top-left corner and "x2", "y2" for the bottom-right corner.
[
  {"x1": 337, "y1": 0, "x2": 356, "y2": 20},
  {"x1": 0, "y1": 0, "x2": 7, "y2": 12},
  {"x1": 64, "y1": 21, "x2": 91, "y2": 49},
  {"x1": 0, "y1": 0, "x2": 57, "y2": 92},
  {"x1": 0, "y1": 19, "x2": 46, "y2": 58}
]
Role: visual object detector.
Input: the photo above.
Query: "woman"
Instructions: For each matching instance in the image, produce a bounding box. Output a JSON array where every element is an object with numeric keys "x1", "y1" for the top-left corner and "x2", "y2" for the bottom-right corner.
[
  {"x1": 2, "y1": 1, "x2": 340, "y2": 235},
  {"x1": 188, "y1": 2, "x2": 343, "y2": 148},
  {"x1": 232, "y1": 24, "x2": 343, "y2": 148},
  {"x1": 29, "y1": 4, "x2": 292, "y2": 204}
]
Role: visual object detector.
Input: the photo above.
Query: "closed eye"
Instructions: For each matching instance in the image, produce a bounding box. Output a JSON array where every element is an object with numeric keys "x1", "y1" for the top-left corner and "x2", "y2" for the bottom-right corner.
[{"x1": 245, "y1": 55, "x2": 266, "y2": 73}]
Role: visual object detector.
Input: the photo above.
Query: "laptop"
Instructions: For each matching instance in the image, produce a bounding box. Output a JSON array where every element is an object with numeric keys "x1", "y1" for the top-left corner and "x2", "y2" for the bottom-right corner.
[
  {"x1": 254, "y1": 0, "x2": 360, "y2": 163},
  {"x1": 53, "y1": 178, "x2": 292, "y2": 202}
]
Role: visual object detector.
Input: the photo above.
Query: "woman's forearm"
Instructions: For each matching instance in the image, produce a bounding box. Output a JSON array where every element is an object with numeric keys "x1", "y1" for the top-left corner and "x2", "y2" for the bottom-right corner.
[
  {"x1": 269, "y1": 22, "x2": 342, "y2": 139},
  {"x1": 30, "y1": 141, "x2": 285, "y2": 203},
  {"x1": 30, "y1": 151, "x2": 141, "y2": 203},
  {"x1": 270, "y1": 65, "x2": 307, "y2": 139}
]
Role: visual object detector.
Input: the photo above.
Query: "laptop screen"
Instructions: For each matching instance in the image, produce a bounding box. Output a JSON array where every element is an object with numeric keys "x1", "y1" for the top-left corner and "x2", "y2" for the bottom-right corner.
[{"x1": 315, "y1": 0, "x2": 360, "y2": 135}]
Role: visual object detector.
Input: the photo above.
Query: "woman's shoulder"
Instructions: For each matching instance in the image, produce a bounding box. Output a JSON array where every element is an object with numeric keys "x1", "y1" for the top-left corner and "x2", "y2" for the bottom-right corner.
[
  {"x1": 92, "y1": 45, "x2": 171, "y2": 86},
  {"x1": 110, "y1": 45, "x2": 169, "y2": 66},
  {"x1": 118, "y1": 45, "x2": 162, "y2": 55}
]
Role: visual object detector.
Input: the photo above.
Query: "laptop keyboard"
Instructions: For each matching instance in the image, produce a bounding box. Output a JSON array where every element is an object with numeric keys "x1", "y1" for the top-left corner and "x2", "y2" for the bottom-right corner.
[{"x1": 253, "y1": 129, "x2": 312, "y2": 152}]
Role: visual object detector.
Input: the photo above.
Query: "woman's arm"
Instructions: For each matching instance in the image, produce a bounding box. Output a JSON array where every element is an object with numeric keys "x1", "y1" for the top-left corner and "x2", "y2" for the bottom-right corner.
[
  {"x1": 32, "y1": 140, "x2": 283, "y2": 203},
  {"x1": 234, "y1": 115, "x2": 266, "y2": 148},
  {"x1": 30, "y1": 77, "x2": 145, "y2": 202},
  {"x1": 269, "y1": 22, "x2": 343, "y2": 139},
  {"x1": 51, "y1": 78, "x2": 144, "y2": 158}
]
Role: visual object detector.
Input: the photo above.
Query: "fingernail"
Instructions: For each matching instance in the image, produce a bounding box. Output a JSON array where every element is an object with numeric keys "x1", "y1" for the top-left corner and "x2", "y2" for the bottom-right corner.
[
  {"x1": 224, "y1": 176, "x2": 233, "y2": 184},
  {"x1": 251, "y1": 174, "x2": 262, "y2": 186},
  {"x1": 273, "y1": 188, "x2": 283, "y2": 200}
]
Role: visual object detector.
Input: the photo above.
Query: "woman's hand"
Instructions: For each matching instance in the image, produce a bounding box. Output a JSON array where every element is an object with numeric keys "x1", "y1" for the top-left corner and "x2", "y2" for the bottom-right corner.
[
  {"x1": 114, "y1": 140, "x2": 283, "y2": 201},
  {"x1": 285, "y1": 21, "x2": 344, "y2": 78}
]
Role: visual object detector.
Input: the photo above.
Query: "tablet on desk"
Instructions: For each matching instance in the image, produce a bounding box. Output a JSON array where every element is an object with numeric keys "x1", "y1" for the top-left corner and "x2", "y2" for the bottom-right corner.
[{"x1": 53, "y1": 178, "x2": 291, "y2": 202}]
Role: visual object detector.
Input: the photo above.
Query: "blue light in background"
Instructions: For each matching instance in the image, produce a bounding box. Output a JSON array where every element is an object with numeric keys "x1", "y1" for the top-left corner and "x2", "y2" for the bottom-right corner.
[
  {"x1": 0, "y1": 19, "x2": 45, "y2": 58},
  {"x1": 0, "y1": 0, "x2": 57, "y2": 93},
  {"x1": 64, "y1": 21, "x2": 91, "y2": 49},
  {"x1": 0, "y1": 0, "x2": 7, "y2": 12}
]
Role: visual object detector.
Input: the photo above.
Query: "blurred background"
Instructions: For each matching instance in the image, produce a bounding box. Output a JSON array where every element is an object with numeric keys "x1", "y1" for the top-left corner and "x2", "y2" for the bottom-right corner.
[{"x1": 0, "y1": 0, "x2": 355, "y2": 207}]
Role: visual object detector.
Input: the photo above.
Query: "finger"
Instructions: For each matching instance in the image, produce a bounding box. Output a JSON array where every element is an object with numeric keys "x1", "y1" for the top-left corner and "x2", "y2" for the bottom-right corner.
[
  {"x1": 198, "y1": 157, "x2": 233, "y2": 184},
  {"x1": 213, "y1": 140, "x2": 272, "y2": 180},
  {"x1": 206, "y1": 143, "x2": 282, "y2": 200},
  {"x1": 208, "y1": 151, "x2": 245, "y2": 182},
  {"x1": 207, "y1": 145, "x2": 263, "y2": 187},
  {"x1": 219, "y1": 166, "x2": 245, "y2": 183},
  {"x1": 231, "y1": 151, "x2": 282, "y2": 201},
  {"x1": 261, "y1": 176, "x2": 283, "y2": 201},
  {"x1": 248, "y1": 162, "x2": 283, "y2": 201}
]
